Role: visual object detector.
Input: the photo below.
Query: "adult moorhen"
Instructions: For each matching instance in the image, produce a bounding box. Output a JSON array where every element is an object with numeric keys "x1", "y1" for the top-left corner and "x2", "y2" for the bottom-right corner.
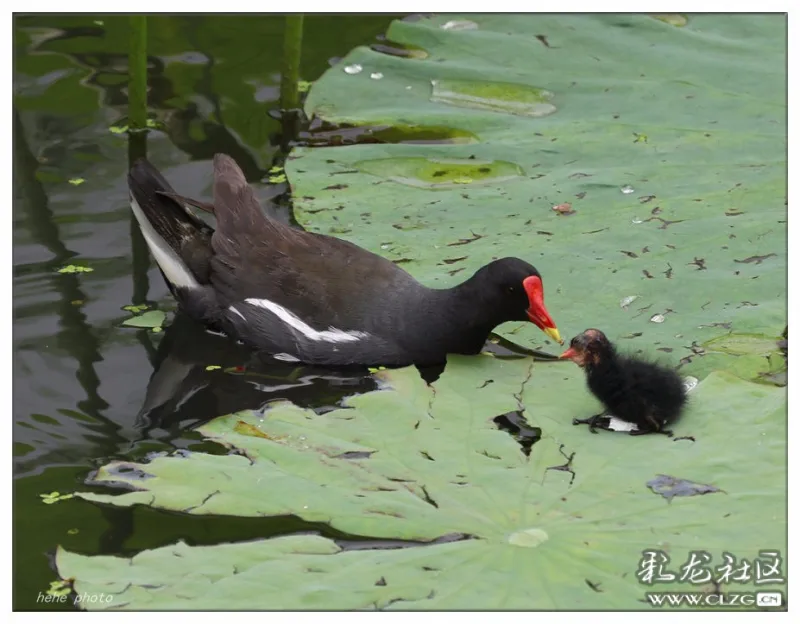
[
  {"x1": 128, "y1": 154, "x2": 562, "y2": 367},
  {"x1": 560, "y1": 329, "x2": 687, "y2": 436}
]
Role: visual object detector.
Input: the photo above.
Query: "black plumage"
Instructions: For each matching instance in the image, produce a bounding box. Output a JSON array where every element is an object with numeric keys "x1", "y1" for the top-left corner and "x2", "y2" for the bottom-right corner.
[
  {"x1": 127, "y1": 154, "x2": 562, "y2": 367},
  {"x1": 560, "y1": 329, "x2": 687, "y2": 436}
]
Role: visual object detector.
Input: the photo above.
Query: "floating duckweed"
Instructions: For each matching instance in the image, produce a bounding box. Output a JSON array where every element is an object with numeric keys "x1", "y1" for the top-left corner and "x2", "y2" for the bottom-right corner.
[
  {"x1": 40, "y1": 491, "x2": 74, "y2": 505},
  {"x1": 58, "y1": 265, "x2": 93, "y2": 274},
  {"x1": 122, "y1": 304, "x2": 149, "y2": 313},
  {"x1": 47, "y1": 579, "x2": 72, "y2": 598}
]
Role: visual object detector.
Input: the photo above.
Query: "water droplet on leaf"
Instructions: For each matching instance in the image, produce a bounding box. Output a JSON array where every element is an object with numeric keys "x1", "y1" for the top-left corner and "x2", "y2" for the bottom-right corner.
[
  {"x1": 508, "y1": 527, "x2": 549, "y2": 547},
  {"x1": 441, "y1": 20, "x2": 479, "y2": 31},
  {"x1": 650, "y1": 314, "x2": 666, "y2": 323},
  {"x1": 343, "y1": 64, "x2": 363, "y2": 75},
  {"x1": 370, "y1": 72, "x2": 383, "y2": 80},
  {"x1": 621, "y1": 185, "x2": 635, "y2": 194}
]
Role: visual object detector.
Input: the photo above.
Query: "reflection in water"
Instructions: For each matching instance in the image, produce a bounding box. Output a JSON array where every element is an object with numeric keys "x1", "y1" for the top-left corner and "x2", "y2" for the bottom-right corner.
[
  {"x1": 135, "y1": 313, "x2": 378, "y2": 435},
  {"x1": 13, "y1": 106, "x2": 113, "y2": 436},
  {"x1": 12, "y1": 13, "x2": 403, "y2": 609}
]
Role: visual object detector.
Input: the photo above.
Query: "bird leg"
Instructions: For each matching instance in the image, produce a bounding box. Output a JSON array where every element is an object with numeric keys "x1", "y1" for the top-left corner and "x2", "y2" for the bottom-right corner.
[
  {"x1": 628, "y1": 413, "x2": 672, "y2": 437},
  {"x1": 572, "y1": 413, "x2": 607, "y2": 434},
  {"x1": 629, "y1": 428, "x2": 673, "y2": 437}
]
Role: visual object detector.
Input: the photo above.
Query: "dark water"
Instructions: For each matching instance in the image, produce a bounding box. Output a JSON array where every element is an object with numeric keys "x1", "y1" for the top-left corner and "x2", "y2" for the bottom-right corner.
[{"x1": 12, "y1": 14, "x2": 404, "y2": 610}]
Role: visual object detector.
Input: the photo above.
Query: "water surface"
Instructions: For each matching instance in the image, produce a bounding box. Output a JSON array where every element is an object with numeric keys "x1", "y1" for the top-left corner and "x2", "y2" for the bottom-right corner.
[{"x1": 12, "y1": 14, "x2": 402, "y2": 610}]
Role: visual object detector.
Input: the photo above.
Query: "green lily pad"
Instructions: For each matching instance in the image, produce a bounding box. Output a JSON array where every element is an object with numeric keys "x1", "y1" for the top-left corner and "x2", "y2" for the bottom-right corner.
[
  {"x1": 430, "y1": 78, "x2": 556, "y2": 118},
  {"x1": 702, "y1": 333, "x2": 781, "y2": 357},
  {"x1": 58, "y1": 357, "x2": 785, "y2": 610},
  {"x1": 121, "y1": 310, "x2": 166, "y2": 329},
  {"x1": 650, "y1": 14, "x2": 688, "y2": 27},
  {"x1": 289, "y1": 14, "x2": 785, "y2": 366},
  {"x1": 693, "y1": 333, "x2": 787, "y2": 386},
  {"x1": 354, "y1": 157, "x2": 524, "y2": 189},
  {"x1": 52, "y1": 13, "x2": 786, "y2": 612}
]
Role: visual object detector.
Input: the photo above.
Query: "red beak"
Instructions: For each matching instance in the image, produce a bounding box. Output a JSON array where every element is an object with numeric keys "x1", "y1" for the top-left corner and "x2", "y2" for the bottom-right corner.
[
  {"x1": 559, "y1": 347, "x2": 578, "y2": 360},
  {"x1": 522, "y1": 275, "x2": 562, "y2": 344}
]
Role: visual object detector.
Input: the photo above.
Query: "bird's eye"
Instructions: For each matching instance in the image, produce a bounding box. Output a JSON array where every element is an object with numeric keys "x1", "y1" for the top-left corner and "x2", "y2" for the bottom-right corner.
[{"x1": 507, "y1": 286, "x2": 515, "y2": 293}]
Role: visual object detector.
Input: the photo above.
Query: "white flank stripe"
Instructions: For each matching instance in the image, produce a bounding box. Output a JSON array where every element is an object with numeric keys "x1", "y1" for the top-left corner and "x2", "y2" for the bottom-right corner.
[
  {"x1": 607, "y1": 415, "x2": 638, "y2": 432},
  {"x1": 244, "y1": 298, "x2": 369, "y2": 343},
  {"x1": 130, "y1": 195, "x2": 199, "y2": 290},
  {"x1": 273, "y1": 353, "x2": 301, "y2": 363},
  {"x1": 228, "y1": 306, "x2": 246, "y2": 321}
]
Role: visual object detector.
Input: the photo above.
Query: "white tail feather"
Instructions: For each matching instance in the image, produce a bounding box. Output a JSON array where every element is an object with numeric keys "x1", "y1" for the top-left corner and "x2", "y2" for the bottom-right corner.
[{"x1": 130, "y1": 195, "x2": 200, "y2": 290}]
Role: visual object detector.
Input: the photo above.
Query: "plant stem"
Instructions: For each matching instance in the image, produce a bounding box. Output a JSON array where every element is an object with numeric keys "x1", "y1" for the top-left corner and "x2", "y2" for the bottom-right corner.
[
  {"x1": 280, "y1": 15, "x2": 304, "y2": 112},
  {"x1": 128, "y1": 15, "x2": 148, "y2": 131}
]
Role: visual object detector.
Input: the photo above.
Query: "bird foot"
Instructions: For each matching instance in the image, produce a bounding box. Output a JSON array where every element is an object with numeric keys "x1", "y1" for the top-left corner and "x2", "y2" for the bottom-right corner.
[
  {"x1": 628, "y1": 428, "x2": 673, "y2": 437},
  {"x1": 572, "y1": 413, "x2": 607, "y2": 434}
]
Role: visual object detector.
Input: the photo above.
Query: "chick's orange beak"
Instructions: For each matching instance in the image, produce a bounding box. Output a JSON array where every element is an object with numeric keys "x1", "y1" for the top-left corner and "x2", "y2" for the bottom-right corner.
[
  {"x1": 522, "y1": 275, "x2": 562, "y2": 344},
  {"x1": 559, "y1": 347, "x2": 578, "y2": 360}
]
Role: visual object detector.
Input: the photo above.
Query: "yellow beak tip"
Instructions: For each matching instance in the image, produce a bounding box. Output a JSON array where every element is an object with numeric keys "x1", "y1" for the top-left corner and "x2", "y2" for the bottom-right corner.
[{"x1": 544, "y1": 327, "x2": 563, "y2": 345}]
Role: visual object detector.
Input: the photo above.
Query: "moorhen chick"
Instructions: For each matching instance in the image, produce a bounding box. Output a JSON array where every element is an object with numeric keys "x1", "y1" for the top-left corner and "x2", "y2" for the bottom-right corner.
[
  {"x1": 128, "y1": 154, "x2": 562, "y2": 367},
  {"x1": 560, "y1": 329, "x2": 687, "y2": 436}
]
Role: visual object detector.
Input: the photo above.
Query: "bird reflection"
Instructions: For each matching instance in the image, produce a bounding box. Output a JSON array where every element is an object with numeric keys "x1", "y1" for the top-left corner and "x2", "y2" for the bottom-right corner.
[{"x1": 135, "y1": 312, "x2": 378, "y2": 435}]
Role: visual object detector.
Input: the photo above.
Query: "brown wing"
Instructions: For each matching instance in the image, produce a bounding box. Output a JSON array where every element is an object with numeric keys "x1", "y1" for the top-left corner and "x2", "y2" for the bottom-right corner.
[{"x1": 207, "y1": 154, "x2": 418, "y2": 330}]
